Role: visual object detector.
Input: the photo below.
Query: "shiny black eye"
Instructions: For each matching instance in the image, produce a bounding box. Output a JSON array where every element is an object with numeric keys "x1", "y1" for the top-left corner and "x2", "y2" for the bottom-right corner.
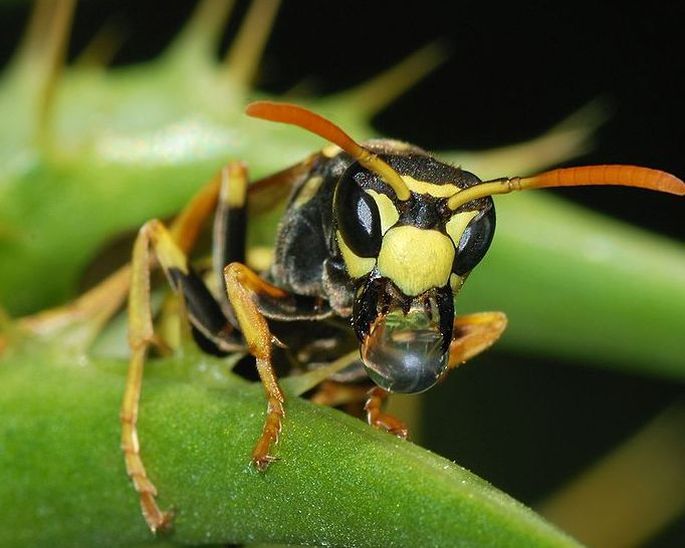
[
  {"x1": 453, "y1": 205, "x2": 496, "y2": 275},
  {"x1": 334, "y1": 175, "x2": 382, "y2": 257}
]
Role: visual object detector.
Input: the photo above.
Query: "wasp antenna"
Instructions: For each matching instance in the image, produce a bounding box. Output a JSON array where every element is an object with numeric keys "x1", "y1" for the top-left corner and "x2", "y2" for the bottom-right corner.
[
  {"x1": 447, "y1": 165, "x2": 685, "y2": 210},
  {"x1": 246, "y1": 101, "x2": 411, "y2": 200},
  {"x1": 521, "y1": 165, "x2": 685, "y2": 194},
  {"x1": 224, "y1": 0, "x2": 281, "y2": 88}
]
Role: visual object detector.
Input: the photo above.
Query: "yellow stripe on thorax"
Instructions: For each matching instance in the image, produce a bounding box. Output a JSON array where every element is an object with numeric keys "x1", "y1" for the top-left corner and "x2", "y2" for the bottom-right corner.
[{"x1": 401, "y1": 175, "x2": 459, "y2": 198}]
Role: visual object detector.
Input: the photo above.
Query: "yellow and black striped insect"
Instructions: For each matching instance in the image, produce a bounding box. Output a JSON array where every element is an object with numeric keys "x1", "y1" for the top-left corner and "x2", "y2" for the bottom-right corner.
[{"x1": 121, "y1": 101, "x2": 685, "y2": 532}]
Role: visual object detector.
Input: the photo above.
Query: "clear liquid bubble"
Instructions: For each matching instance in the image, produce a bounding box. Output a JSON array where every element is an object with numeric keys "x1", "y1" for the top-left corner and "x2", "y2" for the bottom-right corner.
[{"x1": 361, "y1": 309, "x2": 448, "y2": 394}]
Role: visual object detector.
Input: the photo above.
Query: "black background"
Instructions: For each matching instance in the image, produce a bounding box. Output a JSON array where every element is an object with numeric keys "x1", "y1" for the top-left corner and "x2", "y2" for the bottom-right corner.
[{"x1": 2, "y1": 1, "x2": 684, "y2": 545}]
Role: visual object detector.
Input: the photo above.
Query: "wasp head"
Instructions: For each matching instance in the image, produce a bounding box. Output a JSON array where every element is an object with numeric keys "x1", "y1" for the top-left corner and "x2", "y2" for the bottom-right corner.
[{"x1": 334, "y1": 150, "x2": 495, "y2": 393}]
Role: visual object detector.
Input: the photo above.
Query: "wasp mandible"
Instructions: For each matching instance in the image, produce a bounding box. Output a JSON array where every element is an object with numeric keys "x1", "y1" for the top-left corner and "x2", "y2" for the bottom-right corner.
[{"x1": 121, "y1": 101, "x2": 685, "y2": 531}]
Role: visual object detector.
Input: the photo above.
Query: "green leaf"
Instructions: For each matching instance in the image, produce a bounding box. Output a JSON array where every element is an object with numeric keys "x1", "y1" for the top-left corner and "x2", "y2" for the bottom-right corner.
[{"x1": 0, "y1": 350, "x2": 578, "y2": 547}]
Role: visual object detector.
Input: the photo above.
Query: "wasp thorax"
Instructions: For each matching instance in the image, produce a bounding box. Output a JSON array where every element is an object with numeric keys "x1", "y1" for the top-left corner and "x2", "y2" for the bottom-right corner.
[{"x1": 361, "y1": 307, "x2": 448, "y2": 394}]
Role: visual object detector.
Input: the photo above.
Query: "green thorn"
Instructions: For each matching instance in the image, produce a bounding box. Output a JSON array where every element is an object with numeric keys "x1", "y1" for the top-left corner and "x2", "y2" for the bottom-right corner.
[
  {"x1": 164, "y1": 0, "x2": 236, "y2": 67},
  {"x1": 223, "y1": 0, "x2": 281, "y2": 89},
  {"x1": 330, "y1": 41, "x2": 450, "y2": 118}
]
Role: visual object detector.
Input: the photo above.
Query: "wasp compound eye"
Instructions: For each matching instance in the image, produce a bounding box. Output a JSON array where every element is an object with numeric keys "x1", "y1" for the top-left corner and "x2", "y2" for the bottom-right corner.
[
  {"x1": 453, "y1": 205, "x2": 496, "y2": 276},
  {"x1": 334, "y1": 173, "x2": 382, "y2": 258},
  {"x1": 360, "y1": 309, "x2": 449, "y2": 394}
]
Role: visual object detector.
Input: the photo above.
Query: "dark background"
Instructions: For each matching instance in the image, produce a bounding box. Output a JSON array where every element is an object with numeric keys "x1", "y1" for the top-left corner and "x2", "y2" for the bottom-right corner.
[{"x1": 2, "y1": 1, "x2": 684, "y2": 545}]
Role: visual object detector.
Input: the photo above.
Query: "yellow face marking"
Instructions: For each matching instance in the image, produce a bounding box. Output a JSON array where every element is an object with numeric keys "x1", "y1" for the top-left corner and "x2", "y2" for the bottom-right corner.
[
  {"x1": 445, "y1": 211, "x2": 478, "y2": 248},
  {"x1": 293, "y1": 175, "x2": 323, "y2": 208},
  {"x1": 337, "y1": 230, "x2": 375, "y2": 278},
  {"x1": 377, "y1": 226, "x2": 454, "y2": 296},
  {"x1": 401, "y1": 175, "x2": 459, "y2": 198},
  {"x1": 367, "y1": 190, "x2": 399, "y2": 234}
]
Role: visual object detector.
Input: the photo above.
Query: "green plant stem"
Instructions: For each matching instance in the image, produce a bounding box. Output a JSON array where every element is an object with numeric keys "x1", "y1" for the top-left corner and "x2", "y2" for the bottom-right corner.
[{"x1": 0, "y1": 350, "x2": 578, "y2": 547}]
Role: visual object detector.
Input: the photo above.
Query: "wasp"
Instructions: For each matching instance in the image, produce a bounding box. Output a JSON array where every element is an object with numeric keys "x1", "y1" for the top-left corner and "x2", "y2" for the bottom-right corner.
[{"x1": 120, "y1": 101, "x2": 685, "y2": 531}]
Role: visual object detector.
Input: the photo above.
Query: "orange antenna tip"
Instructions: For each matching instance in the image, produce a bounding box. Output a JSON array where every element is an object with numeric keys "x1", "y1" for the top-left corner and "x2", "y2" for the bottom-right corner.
[
  {"x1": 525, "y1": 165, "x2": 685, "y2": 196},
  {"x1": 447, "y1": 164, "x2": 684, "y2": 210}
]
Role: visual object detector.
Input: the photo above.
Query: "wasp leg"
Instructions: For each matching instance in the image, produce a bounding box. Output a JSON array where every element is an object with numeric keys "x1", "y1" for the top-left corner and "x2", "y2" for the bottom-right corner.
[
  {"x1": 364, "y1": 387, "x2": 409, "y2": 439},
  {"x1": 122, "y1": 221, "x2": 175, "y2": 533},
  {"x1": 312, "y1": 380, "x2": 384, "y2": 423},
  {"x1": 247, "y1": 154, "x2": 317, "y2": 216},
  {"x1": 121, "y1": 158, "x2": 316, "y2": 529},
  {"x1": 213, "y1": 160, "x2": 322, "y2": 318},
  {"x1": 155, "y1": 162, "x2": 259, "y2": 354},
  {"x1": 447, "y1": 311, "x2": 508, "y2": 370},
  {"x1": 223, "y1": 262, "x2": 297, "y2": 470},
  {"x1": 214, "y1": 163, "x2": 248, "y2": 274},
  {"x1": 122, "y1": 217, "x2": 244, "y2": 533},
  {"x1": 212, "y1": 162, "x2": 248, "y2": 324}
]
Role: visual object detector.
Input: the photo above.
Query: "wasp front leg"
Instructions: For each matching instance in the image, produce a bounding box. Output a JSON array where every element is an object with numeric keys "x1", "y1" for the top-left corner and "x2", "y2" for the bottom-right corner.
[
  {"x1": 365, "y1": 387, "x2": 409, "y2": 438},
  {"x1": 310, "y1": 375, "x2": 410, "y2": 437},
  {"x1": 223, "y1": 262, "x2": 293, "y2": 470},
  {"x1": 447, "y1": 311, "x2": 508, "y2": 370}
]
